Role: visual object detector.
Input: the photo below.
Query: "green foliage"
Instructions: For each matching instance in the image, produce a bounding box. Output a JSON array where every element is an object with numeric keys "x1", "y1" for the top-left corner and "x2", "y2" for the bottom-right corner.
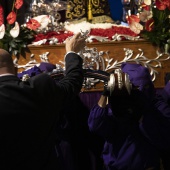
[
  {"x1": 141, "y1": 7, "x2": 170, "y2": 52},
  {"x1": 0, "y1": 24, "x2": 36, "y2": 56}
]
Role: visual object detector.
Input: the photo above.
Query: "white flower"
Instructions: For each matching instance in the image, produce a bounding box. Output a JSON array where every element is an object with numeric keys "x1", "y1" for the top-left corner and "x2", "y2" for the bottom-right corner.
[
  {"x1": 129, "y1": 22, "x2": 143, "y2": 34},
  {"x1": 0, "y1": 24, "x2": 5, "y2": 39},
  {"x1": 10, "y1": 22, "x2": 20, "y2": 38},
  {"x1": 144, "y1": 0, "x2": 151, "y2": 5},
  {"x1": 33, "y1": 15, "x2": 50, "y2": 30}
]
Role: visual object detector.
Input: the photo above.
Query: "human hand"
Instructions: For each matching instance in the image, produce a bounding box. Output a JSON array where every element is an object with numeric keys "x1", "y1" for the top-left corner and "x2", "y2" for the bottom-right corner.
[
  {"x1": 65, "y1": 32, "x2": 86, "y2": 53},
  {"x1": 102, "y1": 84, "x2": 110, "y2": 96}
]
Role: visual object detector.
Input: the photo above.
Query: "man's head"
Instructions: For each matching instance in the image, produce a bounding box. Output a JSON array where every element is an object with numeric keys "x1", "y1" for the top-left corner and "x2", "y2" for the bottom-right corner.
[{"x1": 0, "y1": 49, "x2": 16, "y2": 75}]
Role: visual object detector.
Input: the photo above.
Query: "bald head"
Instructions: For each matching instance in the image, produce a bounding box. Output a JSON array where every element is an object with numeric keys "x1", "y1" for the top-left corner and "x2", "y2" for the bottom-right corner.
[{"x1": 0, "y1": 49, "x2": 16, "y2": 75}]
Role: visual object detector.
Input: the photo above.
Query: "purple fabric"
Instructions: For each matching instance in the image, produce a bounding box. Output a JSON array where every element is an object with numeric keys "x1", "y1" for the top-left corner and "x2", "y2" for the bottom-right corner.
[
  {"x1": 121, "y1": 62, "x2": 153, "y2": 91},
  {"x1": 121, "y1": 63, "x2": 155, "y2": 102},
  {"x1": 79, "y1": 92, "x2": 101, "y2": 110},
  {"x1": 88, "y1": 63, "x2": 164, "y2": 169},
  {"x1": 161, "y1": 81, "x2": 170, "y2": 102},
  {"x1": 139, "y1": 81, "x2": 170, "y2": 151},
  {"x1": 17, "y1": 62, "x2": 56, "y2": 79},
  {"x1": 39, "y1": 62, "x2": 56, "y2": 72},
  {"x1": 88, "y1": 104, "x2": 160, "y2": 170},
  {"x1": 17, "y1": 66, "x2": 42, "y2": 79}
]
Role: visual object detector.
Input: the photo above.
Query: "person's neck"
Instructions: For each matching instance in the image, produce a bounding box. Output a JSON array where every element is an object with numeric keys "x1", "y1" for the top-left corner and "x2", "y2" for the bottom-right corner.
[
  {"x1": 0, "y1": 73, "x2": 15, "y2": 77},
  {"x1": 0, "y1": 67, "x2": 16, "y2": 76}
]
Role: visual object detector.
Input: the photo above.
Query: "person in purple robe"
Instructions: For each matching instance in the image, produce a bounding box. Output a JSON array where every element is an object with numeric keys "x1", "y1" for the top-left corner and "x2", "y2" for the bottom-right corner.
[
  {"x1": 88, "y1": 63, "x2": 161, "y2": 170},
  {"x1": 139, "y1": 72, "x2": 170, "y2": 170}
]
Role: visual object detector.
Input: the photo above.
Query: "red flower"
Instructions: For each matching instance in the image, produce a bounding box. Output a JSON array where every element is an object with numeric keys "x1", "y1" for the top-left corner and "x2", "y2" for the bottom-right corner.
[
  {"x1": 145, "y1": 18, "x2": 154, "y2": 31},
  {"x1": 141, "y1": 2, "x2": 150, "y2": 11},
  {"x1": 7, "y1": 11, "x2": 16, "y2": 25},
  {"x1": 155, "y1": 0, "x2": 170, "y2": 10},
  {"x1": 127, "y1": 15, "x2": 140, "y2": 25},
  {"x1": 0, "y1": 5, "x2": 3, "y2": 14},
  {"x1": 0, "y1": 5, "x2": 4, "y2": 25},
  {"x1": 15, "y1": 0, "x2": 23, "y2": 10},
  {"x1": 26, "y1": 19, "x2": 41, "y2": 30}
]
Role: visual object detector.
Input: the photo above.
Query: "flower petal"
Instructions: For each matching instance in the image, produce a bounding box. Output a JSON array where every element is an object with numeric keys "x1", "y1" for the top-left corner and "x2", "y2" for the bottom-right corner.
[
  {"x1": 26, "y1": 19, "x2": 41, "y2": 30},
  {"x1": 145, "y1": 18, "x2": 154, "y2": 31},
  {"x1": 155, "y1": 0, "x2": 167, "y2": 10},
  {"x1": 127, "y1": 15, "x2": 140, "y2": 25},
  {"x1": 10, "y1": 22, "x2": 20, "y2": 38},
  {"x1": 144, "y1": 0, "x2": 151, "y2": 5},
  {"x1": 7, "y1": 11, "x2": 17, "y2": 25},
  {"x1": 0, "y1": 5, "x2": 4, "y2": 25},
  {"x1": 129, "y1": 22, "x2": 143, "y2": 34},
  {"x1": 0, "y1": 24, "x2": 5, "y2": 39},
  {"x1": 139, "y1": 10, "x2": 152, "y2": 22},
  {"x1": 15, "y1": 0, "x2": 24, "y2": 9},
  {"x1": 33, "y1": 15, "x2": 50, "y2": 30}
]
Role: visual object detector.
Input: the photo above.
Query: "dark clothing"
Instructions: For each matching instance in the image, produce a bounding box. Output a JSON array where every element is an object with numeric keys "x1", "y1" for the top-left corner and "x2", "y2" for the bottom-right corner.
[
  {"x1": 56, "y1": 95, "x2": 94, "y2": 170},
  {"x1": 139, "y1": 81, "x2": 170, "y2": 170},
  {"x1": 88, "y1": 85, "x2": 161, "y2": 170},
  {"x1": 88, "y1": 103, "x2": 161, "y2": 170},
  {"x1": 0, "y1": 53, "x2": 83, "y2": 170}
]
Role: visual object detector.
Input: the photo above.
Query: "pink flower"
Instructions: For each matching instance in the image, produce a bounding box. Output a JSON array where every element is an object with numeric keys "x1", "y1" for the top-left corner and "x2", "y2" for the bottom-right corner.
[
  {"x1": 26, "y1": 19, "x2": 41, "y2": 30},
  {"x1": 0, "y1": 5, "x2": 4, "y2": 25},
  {"x1": 127, "y1": 15, "x2": 140, "y2": 25},
  {"x1": 15, "y1": 0, "x2": 23, "y2": 10},
  {"x1": 155, "y1": 0, "x2": 170, "y2": 10},
  {"x1": 7, "y1": 11, "x2": 17, "y2": 25}
]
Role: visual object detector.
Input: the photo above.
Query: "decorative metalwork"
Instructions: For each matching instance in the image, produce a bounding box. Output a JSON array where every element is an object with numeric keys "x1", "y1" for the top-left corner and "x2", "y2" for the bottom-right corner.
[
  {"x1": 14, "y1": 46, "x2": 170, "y2": 89},
  {"x1": 104, "y1": 48, "x2": 170, "y2": 82},
  {"x1": 115, "y1": 68, "x2": 123, "y2": 89},
  {"x1": 39, "y1": 52, "x2": 50, "y2": 62},
  {"x1": 26, "y1": 0, "x2": 67, "y2": 33},
  {"x1": 22, "y1": 74, "x2": 30, "y2": 81}
]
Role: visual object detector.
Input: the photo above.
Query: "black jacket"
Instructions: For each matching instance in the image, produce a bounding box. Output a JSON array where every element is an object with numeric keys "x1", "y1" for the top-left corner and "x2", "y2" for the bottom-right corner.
[{"x1": 0, "y1": 53, "x2": 83, "y2": 170}]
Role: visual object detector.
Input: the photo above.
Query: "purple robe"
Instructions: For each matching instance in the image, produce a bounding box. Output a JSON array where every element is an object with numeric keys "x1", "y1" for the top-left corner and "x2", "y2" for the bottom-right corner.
[
  {"x1": 88, "y1": 63, "x2": 162, "y2": 170},
  {"x1": 139, "y1": 81, "x2": 170, "y2": 170},
  {"x1": 88, "y1": 102, "x2": 161, "y2": 170}
]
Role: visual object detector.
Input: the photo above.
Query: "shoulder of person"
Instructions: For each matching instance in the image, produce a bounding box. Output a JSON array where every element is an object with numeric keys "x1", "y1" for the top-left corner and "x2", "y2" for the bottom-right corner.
[{"x1": 29, "y1": 73, "x2": 53, "y2": 84}]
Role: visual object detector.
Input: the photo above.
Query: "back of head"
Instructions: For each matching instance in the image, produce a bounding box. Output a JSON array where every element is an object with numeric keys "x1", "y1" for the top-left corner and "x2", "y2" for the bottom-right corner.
[{"x1": 0, "y1": 49, "x2": 15, "y2": 74}]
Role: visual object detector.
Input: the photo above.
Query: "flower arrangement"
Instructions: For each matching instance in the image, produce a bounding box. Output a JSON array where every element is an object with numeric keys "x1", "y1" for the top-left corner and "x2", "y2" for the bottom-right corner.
[
  {"x1": 127, "y1": 0, "x2": 170, "y2": 53},
  {"x1": 0, "y1": 0, "x2": 169, "y2": 56},
  {"x1": 0, "y1": 0, "x2": 40, "y2": 56}
]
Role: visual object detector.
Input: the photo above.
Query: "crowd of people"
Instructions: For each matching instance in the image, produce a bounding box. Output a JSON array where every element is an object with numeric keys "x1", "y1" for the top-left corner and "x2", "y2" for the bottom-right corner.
[
  {"x1": 0, "y1": 1, "x2": 170, "y2": 170},
  {"x1": 88, "y1": 63, "x2": 169, "y2": 170},
  {"x1": 0, "y1": 31, "x2": 170, "y2": 170},
  {"x1": 0, "y1": 27, "x2": 170, "y2": 170}
]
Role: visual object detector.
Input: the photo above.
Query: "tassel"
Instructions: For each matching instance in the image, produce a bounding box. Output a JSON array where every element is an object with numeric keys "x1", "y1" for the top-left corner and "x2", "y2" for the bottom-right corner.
[{"x1": 88, "y1": 0, "x2": 93, "y2": 21}]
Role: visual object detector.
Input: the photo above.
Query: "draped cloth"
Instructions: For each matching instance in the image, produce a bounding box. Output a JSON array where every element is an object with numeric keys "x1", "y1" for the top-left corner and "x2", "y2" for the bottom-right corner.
[{"x1": 66, "y1": 0, "x2": 114, "y2": 23}]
